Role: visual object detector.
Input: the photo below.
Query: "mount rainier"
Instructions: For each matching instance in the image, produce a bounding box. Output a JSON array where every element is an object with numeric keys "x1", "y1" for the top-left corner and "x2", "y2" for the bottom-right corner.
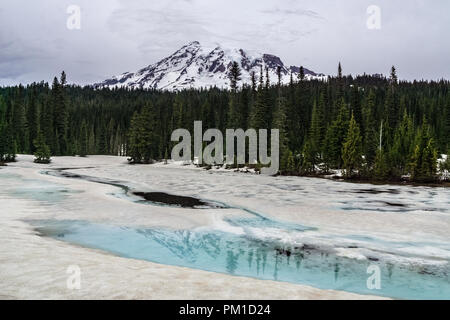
[{"x1": 95, "y1": 41, "x2": 325, "y2": 91}]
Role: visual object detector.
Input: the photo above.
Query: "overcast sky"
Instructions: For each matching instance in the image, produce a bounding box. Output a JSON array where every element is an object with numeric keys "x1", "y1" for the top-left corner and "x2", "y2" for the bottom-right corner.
[{"x1": 1, "y1": 0, "x2": 449, "y2": 86}]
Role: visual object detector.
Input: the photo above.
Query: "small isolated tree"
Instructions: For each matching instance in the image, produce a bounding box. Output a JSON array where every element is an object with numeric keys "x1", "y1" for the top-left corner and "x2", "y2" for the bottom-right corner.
[
  {"x1": 342, "y1": 113, "x2": 363, "y2": 177},
  {"x1": 34, "y1": 132, "x2": 51, "y2": 164},
  {"x1": 298, "y1": 66, "x2": 305, "y2": 81},
  {"x1": 228, "y1": 61, "x2": 242, "y2": 91}
]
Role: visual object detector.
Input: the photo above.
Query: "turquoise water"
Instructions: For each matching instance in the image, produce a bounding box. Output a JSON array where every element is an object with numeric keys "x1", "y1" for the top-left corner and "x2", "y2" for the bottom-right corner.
[
  {"x1": 34, "y1": 219, "x2": 450, "y2": 300},
  {"x1": 31, "y1": 168, "x2": 450, "y2": 299}
]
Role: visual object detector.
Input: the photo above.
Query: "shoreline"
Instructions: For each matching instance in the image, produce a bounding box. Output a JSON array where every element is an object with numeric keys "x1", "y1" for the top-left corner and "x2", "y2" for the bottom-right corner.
[
  {"x1": 1, "y1": 155, "x2": 449, "y2": 299},
  {"x1": 3, "y1": 155, "x2": 449, "y2": 188}
]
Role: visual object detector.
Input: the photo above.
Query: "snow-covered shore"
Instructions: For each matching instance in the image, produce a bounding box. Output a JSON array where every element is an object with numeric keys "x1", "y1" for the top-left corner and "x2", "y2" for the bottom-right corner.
[{"x1": 2, "y1": 155, "x2": 449, "y2": 299}]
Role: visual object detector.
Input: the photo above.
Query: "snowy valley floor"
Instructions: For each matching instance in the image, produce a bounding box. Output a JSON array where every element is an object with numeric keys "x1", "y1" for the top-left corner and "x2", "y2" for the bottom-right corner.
[{"x1": 1, "y1": 155, "x2": 449, "y2": 299}]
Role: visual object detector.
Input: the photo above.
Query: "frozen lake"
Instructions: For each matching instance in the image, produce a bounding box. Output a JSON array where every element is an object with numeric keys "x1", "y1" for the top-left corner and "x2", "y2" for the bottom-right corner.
[{"x1": 1, "y1": 155, "x2": 449, "y2": 299}]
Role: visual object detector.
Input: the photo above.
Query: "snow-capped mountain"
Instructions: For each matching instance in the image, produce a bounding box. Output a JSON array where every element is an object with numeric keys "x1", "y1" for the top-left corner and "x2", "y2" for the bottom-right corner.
[{"x1": 95, "y1": 41, "x2": 325, "y2": 91}]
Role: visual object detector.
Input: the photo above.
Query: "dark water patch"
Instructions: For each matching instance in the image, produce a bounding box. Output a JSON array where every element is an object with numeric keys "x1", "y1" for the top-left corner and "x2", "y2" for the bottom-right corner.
[
  {"x1": 55, "y1": 167, "x2": 96, "y2": 171},
  {"x1": 133, "y1": 192, "x2": 219, "y2": 208},
  {"x1": 43, "y1": 169, "x2": 228, "y2": 210},
  {"x1": 339, "y1": 201, "x2": 414, "y2": 213},
  {"x1": 352, "y1": 188, "x2": 402, "y2": 195},
  {"x1": 370, "y1": 201, "x2": 408, "y2": 208}
]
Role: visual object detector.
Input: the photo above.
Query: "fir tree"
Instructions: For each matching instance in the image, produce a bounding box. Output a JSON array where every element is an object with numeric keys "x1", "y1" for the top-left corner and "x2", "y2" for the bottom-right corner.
[
  {"x1": 228, "y1": 61, "x2": 242, "y2": 91},
  {"x1": 12, "y1": 92, "x2": 28, "y2": 153},
  {"x1": 363, "y1": 90, "x2": 378, "y2": 167},
  {"x1": 33, "y1": 132, "x2": 51, "y2": 164},
  {"x1": 250, "y1": 69, "x2": 271, "y2": 130},
  {"x1": 127, "y1": 103, "x2": 159, "y2": 163},
  {"x1": 337, "y1": 62, "x2": 344, "y2": 101},
  {"x1": 373, "y1": 149, "x2": 390, "y2": 180},
  {"x1": 342, "y1": 113, "x2": 363, "y2": 177},
  {"x1": 53, "y1": 72, "x2": 69, "y2": 155},
  {"x1": 298, "y1": 66, "x2": 305, "y2": 81},
  {"x1": 445, "y1": 102, "x2": 450, "y2": 151},
  {"x1": 310, "y1": 94, "x2": 326, "y2": 152},
  {"x1": 389, "y1": 111, "x2": 414, "y2": 177},
  {"x1": 323, "y1": 98, "x2": 349, "y2": 169},
  {"x1": 409, "y1": 119, "x2": 438, "y2": 182},
  {"x1": 272, "y1": 76, "x2": 290, "y2": 173},
  {"x1": 250, "y1": 71, "x2": 257, "y2": 91},
  {"x1": 385, "y1": 66, "x2": 400, "y2": 141},
  {"x1": 79, "y1": 120, "x2": 88, "y2": 157},
  {"x1": 301, "y1": 139, "x2": 318, "y2": 174},
  {"x1": 27, "y1": 87, "x2": 40, "y2": 154}
]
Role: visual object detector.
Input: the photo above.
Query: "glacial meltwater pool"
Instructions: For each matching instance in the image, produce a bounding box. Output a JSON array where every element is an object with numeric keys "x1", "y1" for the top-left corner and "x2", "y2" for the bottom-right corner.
[
  {"x1": 33, "y1": 219, "x2": 450, "y2": 300},
  {"x1": 3, "y1": 164, "x2": 448, "y2": 300}
]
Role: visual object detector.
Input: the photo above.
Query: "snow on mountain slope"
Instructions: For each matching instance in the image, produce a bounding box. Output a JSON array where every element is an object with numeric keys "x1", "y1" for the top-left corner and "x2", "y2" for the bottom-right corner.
[{"x1": 95, "y1": 41, "x2": 326, "y2": 91}]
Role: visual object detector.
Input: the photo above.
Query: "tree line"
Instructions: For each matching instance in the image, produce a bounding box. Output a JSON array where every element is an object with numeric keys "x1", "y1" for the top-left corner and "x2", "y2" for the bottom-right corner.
[{"x1": 1, "y1": 65, "x2": 449, "y2": 182}]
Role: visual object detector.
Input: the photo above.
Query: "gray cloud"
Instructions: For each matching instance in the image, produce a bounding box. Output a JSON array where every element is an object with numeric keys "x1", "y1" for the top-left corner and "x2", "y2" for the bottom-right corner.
[{"x1": 0, "y1": 0, "x2": 449, "y2": 85}]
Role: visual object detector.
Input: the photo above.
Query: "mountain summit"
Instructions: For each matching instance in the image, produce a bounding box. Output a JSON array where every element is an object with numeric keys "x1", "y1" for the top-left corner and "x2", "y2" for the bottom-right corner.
[{"x1": 95, "y1": 41, "x2": 325, "y2": 91}]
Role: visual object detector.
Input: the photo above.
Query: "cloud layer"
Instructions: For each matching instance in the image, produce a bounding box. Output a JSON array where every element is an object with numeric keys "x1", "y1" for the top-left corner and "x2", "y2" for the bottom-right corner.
[{"x1": 1, "y1": 0, "x2": 449, "y2": 85}]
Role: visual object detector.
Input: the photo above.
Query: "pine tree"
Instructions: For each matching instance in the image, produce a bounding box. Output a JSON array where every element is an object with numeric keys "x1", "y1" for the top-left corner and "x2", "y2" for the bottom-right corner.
[
  {"x1": 389, "y1": 111, "x2": 414, "y2": 177},
  {"x1": 363, "y1": 90, "x2": 378, "y2": 167},
  {"x1": 337, "y1": 62, "x2": 344, "y2": 102},
  {"x1": 350, "y1": 85, "x2": 363, "y2": 134},
  {"x1": 88, "y1": 126, "x2": 95, "y2": 154},
  {"x1": 27, "y1": 87, "x2": 40, "y2": 154},
  {"x1": 301, "y1": 99, "x2": 324, "y2": 173},
  {"x1": 227, "y1": 87, "x2": 241, "y2": 128},
  {"x1": 250, "y1": 71, "x2": 257, "y2": 91},
  {"x1": 385, "y1": 66, "x2": 400, "y2": 141},
  {"x1": 373, "y1": 149, "x2": 390, "y2": 180},
  {"x1": 285, "y1": 150, "x2": 296, "y2": 174},
  {"x1": 41, "y1": 95, "x2": 54, "y2": 155},
  {"x1": 127, "y1": 103, "x2": 159, "y2": 163},
  {"x1": 298, "y1": 66, "x2": 305, "y2": 81},
  {"x1": 79, "y1": 120, "x2": 88, "y2": 157},
  {"x1": 0, "y1": 122, "x2": 17, "y2": 163},
  {"x1": 409, "y1": 118, "x2": 438, "y2": 182},
  {"x1": 12, "y1": 91, "x2": 28, "y2": 153},
  {"x1": 228, "y1": 61, "x2": 242, "y2": 91},
  {"x1": 445, "y1": 102, "x2": 450, "y2": 151},
  {"x1": 323, "y1": 98, "x2": 349, "y2": 169},
  {"x1": 342, "y1": 113, "x2": 363, "y2": 177},
  {"x1": 301, "y1": 139, "x2": 318, "y2": 174},
  {"x1": 272, "y1": 76, "x2": 290, "y2": 173},
  {"x1": 53, "y1": 72, "x2": 69, "y2": 155},
  {"x1": 98, "y1": 123, "x2": 108, "y2": 155},
  {"x1": 250, "y1": 68, "x2": 271, "y2": 130},
  {"x1": 310, "y1": 95, "x2": 326, "y2": 152},
  {"x1": 33, "y1": 132, "x2": 51, "y2": 164}
]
